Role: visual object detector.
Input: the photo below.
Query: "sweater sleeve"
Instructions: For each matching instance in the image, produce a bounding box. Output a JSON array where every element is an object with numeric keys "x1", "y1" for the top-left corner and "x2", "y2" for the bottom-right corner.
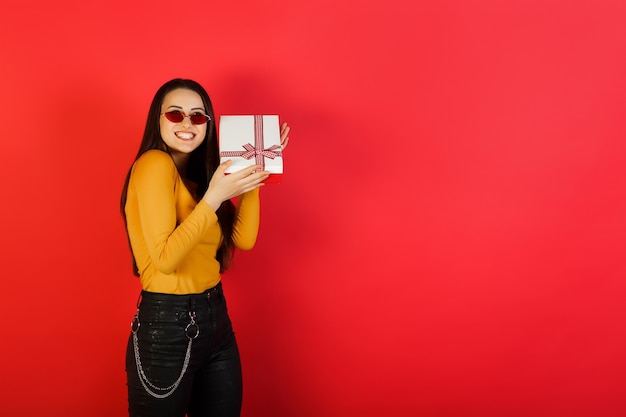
[
  {"x1": 232, "y1": 188, "x2": 261, "y2": 250},
  {"x1": 130, "y1": 151, "x2": 218, "y2": 274}
]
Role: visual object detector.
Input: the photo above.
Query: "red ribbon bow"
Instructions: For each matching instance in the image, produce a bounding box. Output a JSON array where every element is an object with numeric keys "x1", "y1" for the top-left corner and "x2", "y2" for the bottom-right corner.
[{"x1": 220, "y1": 115, "x2": 282, "y2": 169}]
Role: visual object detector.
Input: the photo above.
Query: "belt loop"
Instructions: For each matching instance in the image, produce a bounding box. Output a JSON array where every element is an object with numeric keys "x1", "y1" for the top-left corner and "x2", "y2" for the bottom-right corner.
[
  {"x1": 136, "y1": 291, "x2": 143, "y2": 310},
  {"x1": 131, "y1": 291, "x2": 142, "y2": 334}
]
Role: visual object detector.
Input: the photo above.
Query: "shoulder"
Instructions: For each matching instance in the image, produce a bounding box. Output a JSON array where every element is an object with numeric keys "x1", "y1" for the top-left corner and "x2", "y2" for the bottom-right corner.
[
  {"x1": 136, "y1": 149, "x2": 175, "y2": 166},
  {"x1": 133, "y1": 150, "x2": 176, "y2": 172},
  {"x1": 131, "y1": 150, "x2": 177, "y2": 181}
]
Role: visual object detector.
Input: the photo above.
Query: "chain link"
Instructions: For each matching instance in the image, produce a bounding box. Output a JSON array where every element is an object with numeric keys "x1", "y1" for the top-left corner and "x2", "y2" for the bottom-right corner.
[{"x1": 132, "y1": 311, "x2": 196, "y2": 399}]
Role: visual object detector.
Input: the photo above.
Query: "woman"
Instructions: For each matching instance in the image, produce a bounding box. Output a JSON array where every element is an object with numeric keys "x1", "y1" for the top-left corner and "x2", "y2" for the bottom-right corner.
[{"x1": 120, "y1": 78, "x2": 289, "y2": 417}]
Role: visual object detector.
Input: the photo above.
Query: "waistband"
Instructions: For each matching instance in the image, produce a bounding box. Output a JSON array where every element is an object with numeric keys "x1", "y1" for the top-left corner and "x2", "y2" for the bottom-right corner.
[{"x1": 138, "y1": 282, "x2": 223, "y2": 308}]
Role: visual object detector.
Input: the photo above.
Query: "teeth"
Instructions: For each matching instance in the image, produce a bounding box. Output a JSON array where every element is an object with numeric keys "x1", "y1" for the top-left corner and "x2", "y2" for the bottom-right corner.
[{"x1": 175, "y1": 132, "x2": 194, "y2": 140}]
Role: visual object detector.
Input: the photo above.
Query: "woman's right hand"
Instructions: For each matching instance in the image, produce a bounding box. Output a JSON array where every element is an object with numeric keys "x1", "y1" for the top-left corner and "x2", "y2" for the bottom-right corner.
[{"x1": 203, "y1": 160, "x2": 269, "y2": 211}]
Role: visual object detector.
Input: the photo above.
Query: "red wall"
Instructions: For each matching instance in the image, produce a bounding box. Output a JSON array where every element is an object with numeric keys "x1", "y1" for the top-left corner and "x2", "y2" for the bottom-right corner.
[{"x1": 1, "y1": 1, "x2": 625, "y2": 416}]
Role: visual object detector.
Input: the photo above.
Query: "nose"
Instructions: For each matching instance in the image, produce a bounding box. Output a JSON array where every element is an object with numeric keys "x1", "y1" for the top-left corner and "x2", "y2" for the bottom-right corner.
[{"x1": 180, "y1": 115, "x2": 192, "y2": 127}]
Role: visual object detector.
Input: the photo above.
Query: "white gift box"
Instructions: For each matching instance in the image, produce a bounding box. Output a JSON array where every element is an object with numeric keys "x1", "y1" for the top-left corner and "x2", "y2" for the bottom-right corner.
[{"x1": 219, "y1": 115, "x2": 283, "y2": 183}]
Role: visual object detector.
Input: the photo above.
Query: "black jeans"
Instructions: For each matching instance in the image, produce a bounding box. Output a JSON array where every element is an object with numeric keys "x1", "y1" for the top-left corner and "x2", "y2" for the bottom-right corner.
[{"x1": 126, "y1": 282, "x2": 242, "y2": 417}]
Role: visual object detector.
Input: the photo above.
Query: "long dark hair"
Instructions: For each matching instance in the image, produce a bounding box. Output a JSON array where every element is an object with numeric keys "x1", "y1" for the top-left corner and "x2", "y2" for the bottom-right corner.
[{"x1": 120, "y1": 78, "x2": 236, "y2": 276}]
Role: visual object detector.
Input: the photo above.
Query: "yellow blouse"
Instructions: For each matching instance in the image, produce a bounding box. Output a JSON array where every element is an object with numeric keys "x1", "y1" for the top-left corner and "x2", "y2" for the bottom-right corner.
[{"x1": 125, "y1": 150, "x2": 260, "y2": 294}]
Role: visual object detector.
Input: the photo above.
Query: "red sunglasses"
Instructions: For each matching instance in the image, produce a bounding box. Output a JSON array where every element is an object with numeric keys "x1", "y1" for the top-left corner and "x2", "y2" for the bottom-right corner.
[{"x1": 161, "y1": 110, "x2": 211, "y2": 125}]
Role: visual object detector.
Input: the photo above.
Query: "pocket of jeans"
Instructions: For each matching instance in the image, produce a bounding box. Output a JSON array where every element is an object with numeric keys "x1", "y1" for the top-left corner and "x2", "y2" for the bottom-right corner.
[{"x1": 136, "y1": 315, "x2": 190, "y2": 364}]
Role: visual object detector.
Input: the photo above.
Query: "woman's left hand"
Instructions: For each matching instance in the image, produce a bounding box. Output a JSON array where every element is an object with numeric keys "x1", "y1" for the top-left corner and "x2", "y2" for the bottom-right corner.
[{"x1": 280, "y1": 122, "x2": 290, "y2": 150}]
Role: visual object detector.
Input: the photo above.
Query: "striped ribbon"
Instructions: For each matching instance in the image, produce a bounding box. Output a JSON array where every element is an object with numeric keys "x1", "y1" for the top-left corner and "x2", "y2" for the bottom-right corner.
[{"x1": 220, "y1": 115, "x2": 282, "y2": 170}]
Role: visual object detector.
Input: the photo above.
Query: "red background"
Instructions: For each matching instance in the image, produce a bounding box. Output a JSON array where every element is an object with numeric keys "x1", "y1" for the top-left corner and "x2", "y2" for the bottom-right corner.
[{"x1": 1, "y1": 1, "x2": 625, "y2": 416}]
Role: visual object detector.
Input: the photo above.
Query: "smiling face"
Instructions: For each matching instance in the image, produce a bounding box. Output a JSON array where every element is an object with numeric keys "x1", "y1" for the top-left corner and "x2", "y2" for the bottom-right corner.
[{"x1": 159, "y1": 88, "x2": 208, "y2": 166}]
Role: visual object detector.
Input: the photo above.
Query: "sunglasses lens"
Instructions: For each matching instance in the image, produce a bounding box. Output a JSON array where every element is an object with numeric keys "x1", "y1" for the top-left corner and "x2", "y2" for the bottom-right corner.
[
  {"x1": 164, "y1": 111, "x2": 209, "y2": 124},
  {"x1": 164, "y1": 111, "x2": 184, "y2": 123},
  {"x1": 190, "y1": 114, "x2": 210, "y2": 125}
]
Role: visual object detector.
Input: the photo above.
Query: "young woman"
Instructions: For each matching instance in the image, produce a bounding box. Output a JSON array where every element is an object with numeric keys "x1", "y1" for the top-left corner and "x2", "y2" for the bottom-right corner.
[{"x1": 120, "y1": 78, "x2": 289, "y2": 417}]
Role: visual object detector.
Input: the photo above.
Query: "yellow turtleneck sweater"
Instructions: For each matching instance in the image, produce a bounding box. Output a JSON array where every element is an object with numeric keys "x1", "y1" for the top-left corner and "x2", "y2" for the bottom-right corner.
[{"x1": 125, "y1": 150, "x2": 260, "y2": 294}]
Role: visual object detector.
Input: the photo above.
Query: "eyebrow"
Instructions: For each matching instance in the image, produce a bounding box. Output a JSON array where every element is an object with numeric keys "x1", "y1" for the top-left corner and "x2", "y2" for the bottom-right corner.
[{"x1": 166, "y1": 105, "x2": 207, "y2": 112}]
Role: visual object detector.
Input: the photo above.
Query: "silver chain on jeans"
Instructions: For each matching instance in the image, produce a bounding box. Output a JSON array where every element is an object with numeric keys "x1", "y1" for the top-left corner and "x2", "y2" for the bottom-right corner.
[{"x1": 131, "y1": 310, "x2": 199, "y2": 399}]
